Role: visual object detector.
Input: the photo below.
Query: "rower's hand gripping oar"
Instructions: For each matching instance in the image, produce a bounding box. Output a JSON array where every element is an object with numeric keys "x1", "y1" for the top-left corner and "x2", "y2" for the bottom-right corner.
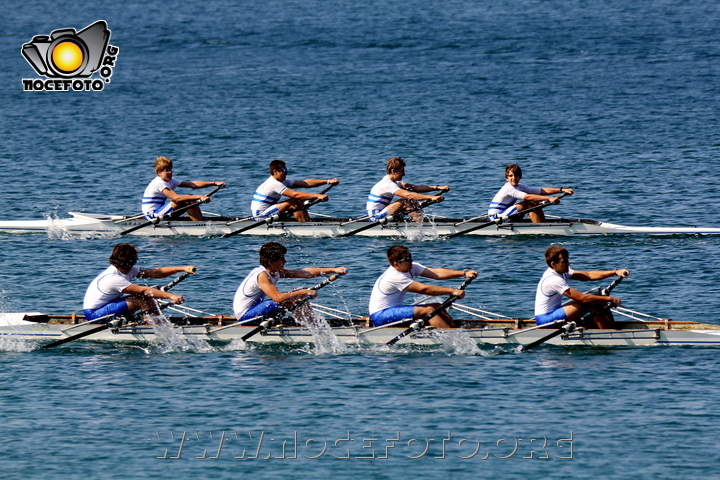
[
  {"x1": 446, "y1": 192, "x2": 569, "y2": 240},
  {"x1": 40, "y1": 269, "x2": 195, "y2": 349},
  {"x1": 240, "y1": 274, "x2": 341, "y2": 342},
  {"x1": 119, "y1": 184, "x2": 225, "y2": 236},
  {"x1": 338, "y1": 191, "x2": 447, "y2": 239},
  {"x1": 222, "y1": 183, "x2": 336, "y2": 238},
  {"x1": 386, "y1": 276, "x2": 474, "y2": 347},
  {"x1": 520, "y1": 276, "x2": 624, "y2": 352}
]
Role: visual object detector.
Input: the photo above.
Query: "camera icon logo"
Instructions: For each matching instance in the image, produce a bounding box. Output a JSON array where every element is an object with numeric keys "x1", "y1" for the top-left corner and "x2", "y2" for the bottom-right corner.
[{"x1": 22, "y1": 21, "x2": 110, "y2": 78}]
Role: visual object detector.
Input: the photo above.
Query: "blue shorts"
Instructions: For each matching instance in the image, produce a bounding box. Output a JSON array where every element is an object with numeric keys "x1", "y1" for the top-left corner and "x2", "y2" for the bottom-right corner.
[
  {"x1": 367, "y1": 208, "x2": 390, "y2": 222},
  {"x1": 252, "y1": 205, "x2": 280, "y2": 221},
  {"x1": 144, "y1": 203, "x2": 174, "y2": 221},
  {"x1": 240, "y1": 300, "x2": 279, "y2": 321},
  {"x1": 84, "y1": 298, "x2": 129, "y2": 322},
  {"x1": 535, "y1": 306, "x2": 568, "y2": 327},
  {"x1": 370, "y1": 306, "x2": 415, "y2": 327},
  {"x1": 488, "y1": 205, "x2": 518, "y2": 221}
]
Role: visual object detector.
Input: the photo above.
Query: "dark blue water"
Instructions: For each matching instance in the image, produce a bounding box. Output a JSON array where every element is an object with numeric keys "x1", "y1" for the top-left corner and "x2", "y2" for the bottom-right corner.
[{"x1": 2, "y1": 0, "x2": 720, "y2": 478}]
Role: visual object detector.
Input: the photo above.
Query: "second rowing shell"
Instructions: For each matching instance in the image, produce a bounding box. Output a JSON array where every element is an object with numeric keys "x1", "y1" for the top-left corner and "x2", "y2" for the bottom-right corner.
[{"x1": 1, "y1": 212, "x2": 720, "y2": 237}]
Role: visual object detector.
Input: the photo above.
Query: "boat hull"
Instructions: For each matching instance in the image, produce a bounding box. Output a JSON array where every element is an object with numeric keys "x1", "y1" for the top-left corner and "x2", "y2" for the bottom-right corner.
[
  {"x1": 3, "y1": 314, "x2": 720, "y2": 348},
  {"x1": 1, "y1": 213, "x2": 720, "y2": 237}
]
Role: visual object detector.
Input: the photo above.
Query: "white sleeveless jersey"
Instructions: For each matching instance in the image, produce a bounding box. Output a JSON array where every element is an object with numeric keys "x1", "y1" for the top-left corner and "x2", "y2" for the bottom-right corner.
[{"x1": 233, "y1": 266, "x2": 281, "y2": 319}]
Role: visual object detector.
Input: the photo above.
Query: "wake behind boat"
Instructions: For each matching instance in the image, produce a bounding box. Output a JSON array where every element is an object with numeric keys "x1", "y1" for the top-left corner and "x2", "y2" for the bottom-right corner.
[
  {"x1": 1, "y1": 211, "x2": 720, "y2": 237},
  {"x1": 2, "y1": 309, "x2": 720, "y2": 348}
]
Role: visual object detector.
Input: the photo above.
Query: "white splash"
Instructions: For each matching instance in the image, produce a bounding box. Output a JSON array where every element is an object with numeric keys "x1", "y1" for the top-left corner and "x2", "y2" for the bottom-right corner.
[
  {"x1": 432, "y1": 329, "x2": 491, "y2": 356},
  {"x1": 146, "y1": 314, "x2": 215, "y2": 353},
  {"x1": 294, "y1": 310, "x2": 347, "y2": 354},
  {"x1": 44, "y1": 213, "x2": 72, "y2": 240}
]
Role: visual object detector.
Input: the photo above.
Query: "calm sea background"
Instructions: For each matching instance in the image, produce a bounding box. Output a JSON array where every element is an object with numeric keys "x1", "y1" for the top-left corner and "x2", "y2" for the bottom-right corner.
[{"x1": 2, "y1": 0, "x2": 720, "y2": 478}]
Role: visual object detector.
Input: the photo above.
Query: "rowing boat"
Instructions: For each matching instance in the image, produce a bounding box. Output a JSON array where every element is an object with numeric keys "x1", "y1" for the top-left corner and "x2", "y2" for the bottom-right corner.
[
  {"x1": 1, "y1": 212, "x2": 720, "y2": 237},
  {"x1": 3, "y1": 312, "x2": 719, "y2": 347}
]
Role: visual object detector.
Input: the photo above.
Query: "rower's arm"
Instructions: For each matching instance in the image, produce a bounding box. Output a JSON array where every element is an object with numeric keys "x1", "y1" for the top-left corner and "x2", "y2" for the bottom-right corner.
[
  {"x1": 538, "y1": 187, "x2": 573, "y2": 196},
  {"x1": 161, "y1": 187, "x2": 207, "y2": 204},
  {"x1": 137, "y1": 266, "x2": 196, "y2": 278},
  {"x1": 121, "y1": 283, "x2": 184, "y2": 303},
  {"x1": 282, "y1": 187, "x2": 324, "y2": 202},
  {"x1": 178, "y1": 180, "x2": 225, "y2": 189},
  {"x1": 570, "y1": 269, "x2": 629, "y2": 282},
  {"x1": 281, "y1": 267, "x2": 348, "y2": 278},
  {"x1": 421, "y1": 267, "x2": 477, "y2": 280},
  {"x1": 404, "y1": 280, "x2": 461, "y2": 297},
  {"x1": 393, "y1": 188, "x2": 442, "y2": 202},
  {"x1": 258, "y1": 272, "x2": 314, "y2": 303},
  {"x1": 563, "y1": 287, "x2": 621, "y2": 307},
  {"x1": 404, "y1": 183, "x2": 449, "y2": 193},
  {"x1": 292, "y1": 178, "x2": 339, "y2": 188}
]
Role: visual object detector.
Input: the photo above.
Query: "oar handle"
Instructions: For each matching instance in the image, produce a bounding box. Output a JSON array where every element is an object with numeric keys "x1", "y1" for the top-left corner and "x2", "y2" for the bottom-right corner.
[
  {"x1": 291, "y1": 183, "x2": 336, "y2": 213},
  {"x1": 287, "y1": 274, "x2": 341, "y2": 311},
  {"x1": 601, "y1": 275, "x2": 624, "y2": 297},
  {"x1": 160, "y1": 267, "x2": 196, "y2": 292},
  {"x1": 418, "y1": 276, "x2": 473, "y2": 324},
  {"x1": 386, "y1": 276, "x2": 473, "y2": 346}
]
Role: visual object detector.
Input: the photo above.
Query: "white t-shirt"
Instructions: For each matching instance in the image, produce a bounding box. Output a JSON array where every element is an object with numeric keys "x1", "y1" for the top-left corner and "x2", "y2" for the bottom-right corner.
[
  {"x1": 366, "y1": 175, "x2": 402, "y2": 212},
  {"x1": 83, "y1": 265, "x2": 141, "y2": 310},
  {"x1": 534, "y1": 267, "x2": 574, "y2": 316},
  {"x1": 488, "y1": 182, "x2": 541, "y2": 215},
  {"x1": 250, "y1": 176, "x2": 294, "y2": 213},
  {"x1": 368, "y1": 262, "x2": 427, "y2": 315},
  {"x1": 233, "y1": 266, "x2": 281, "y2": 319},
  {"x1": 142, "y1": 176, "x2": 182, "y2": 216}
]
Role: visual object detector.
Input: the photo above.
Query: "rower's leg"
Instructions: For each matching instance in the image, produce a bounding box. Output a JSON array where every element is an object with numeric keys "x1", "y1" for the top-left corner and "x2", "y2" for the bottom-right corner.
[
  {"x1": 276, "y1": 199, "x2": 310, "y2": 222},
  {"x1": 516, "y1": 200, "x2": 545, "y2": 223},
  {"x1": 186, "y1": 205, "x2": 204, "y2": 221},
  {"x1": 414, "y1": 304, "x2": 457, "y2": 328}
]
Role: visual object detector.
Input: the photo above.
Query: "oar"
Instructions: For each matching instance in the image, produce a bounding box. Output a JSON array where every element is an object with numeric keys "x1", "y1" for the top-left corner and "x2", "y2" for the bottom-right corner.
[
  {"x1": 240, "y1": 274, "x2": 341, "y2": 342},
  {"x1": 520, "y1": 276, "x2": 624, "y2": 352},
  {"x1": 159, "y1": 267, "x2": 196, "y2": 291},
  {"x1": 40, "y1": 271, "x2": 194, "y2": 349},
  {"x1": 445, "y1": 192, "x2": 569, "y2": 239},
  {"x1": 386, "y1": 276, "x2": 474, "y2": 347},
  {"x1": 222, "y1": 184, "x2": 335, "y2": 238},
  {"x1": 119, "y1": 184, "x2": 225, "y2": 236},
  {"x1": 338, "y1": 193, "x2": 446, "y2": 239}
]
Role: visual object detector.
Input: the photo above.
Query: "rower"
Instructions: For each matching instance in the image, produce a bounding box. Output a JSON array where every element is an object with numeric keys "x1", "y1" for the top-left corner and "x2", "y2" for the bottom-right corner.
[
  {"x1": 534, "y1": 246, "x2": 629, "y2": 330},
  {"x1": 142, "y1": 156, "x2": 225, "y2": 222},
  {"x1": 366, "y1": 157, "x2": 447, "y2": 222},
  {"x1": 368, "y1": 245, "x2": 478, "y2": 328},
  {"x1": 488, "y1": 164, "x2": 573, "y2": 223},
  {"x1": 83, "y1": 243, "x2": 194, "y2": 323},
  {"x1": 233, "y1": 242, "x2": 348, "y2": 324},
  {"x1": 250, "y1": 160, "x2": 339, "y2": 222}
]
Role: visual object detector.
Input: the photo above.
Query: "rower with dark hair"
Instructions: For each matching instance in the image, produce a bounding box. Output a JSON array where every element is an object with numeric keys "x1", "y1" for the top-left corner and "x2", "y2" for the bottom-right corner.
[
  {"x1": 233, "y1": 242, "x2": 348, "y2": 322},
  {"x1": 488, "y1": 164, "x2": 573, "y2": 223},
  {"x1": 368, "y1": 245, "x2": 477, "y2": 328},
  {"x1": 250, "y1": 160, "x2": 339, "y2": 222},
  {"x1": 535, "y1": 245, "x2": 629, "y2": 329},
  {"x1": 82, "y1": 243, "x2": 195, "y2": 322}
]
